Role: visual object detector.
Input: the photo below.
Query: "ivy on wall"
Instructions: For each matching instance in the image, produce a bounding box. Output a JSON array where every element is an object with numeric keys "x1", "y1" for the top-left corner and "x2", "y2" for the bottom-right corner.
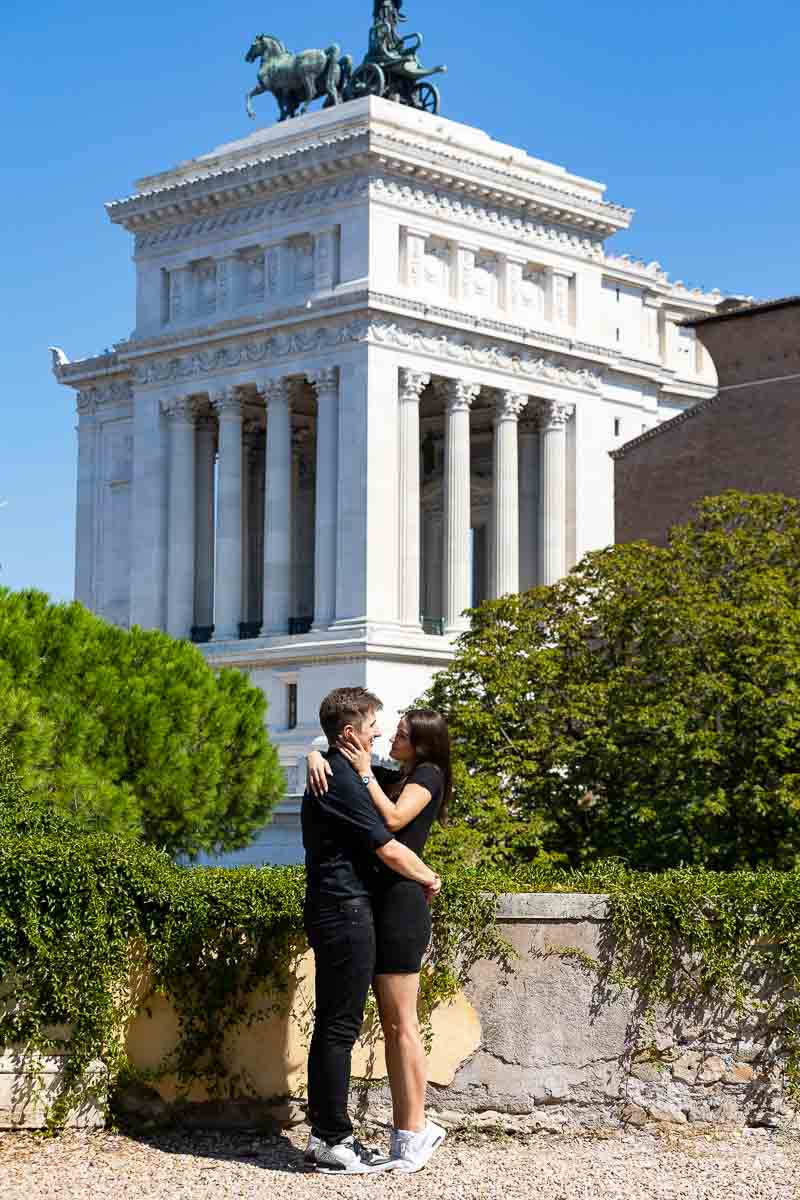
[{"x1": 1, "y1": 806, "x2": 799, "y2": 1127}]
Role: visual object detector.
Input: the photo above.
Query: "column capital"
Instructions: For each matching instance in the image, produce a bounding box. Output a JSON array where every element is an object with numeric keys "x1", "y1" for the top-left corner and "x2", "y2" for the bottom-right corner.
[
  {"x1": 494, "y1": 390, "x2": 528, "y2": 422},
  {"x1": 399, "y1": 368, "x2": 430, "y2": 403},
  {"x1": 538, "y1": 399, "x2": 574, "y2": 431},
  {"x1": 161, "y1": 394, "x2": 195, "y2": 423},
  {"x1": 76, "y1": 390, "x2": 96, "y2": 418},
  {"x1": 306, "y1": 366, "x2": 339, "y2": 395},
  {"x1": 210, "y1": 386, "x2": 242, "y2": 418},
  {"x1": 443, "y1": 379, "x2": 480, "y2": 413},
  {"x1": 259, "y1": 376, "x2": 292, "y2": 406}
]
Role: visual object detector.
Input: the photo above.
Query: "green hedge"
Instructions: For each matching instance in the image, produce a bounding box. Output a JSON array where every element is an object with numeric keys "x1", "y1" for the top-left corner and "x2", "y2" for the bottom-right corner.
[{"x1": 1, "y1": 826, "x2": 800, "y2": 1127}]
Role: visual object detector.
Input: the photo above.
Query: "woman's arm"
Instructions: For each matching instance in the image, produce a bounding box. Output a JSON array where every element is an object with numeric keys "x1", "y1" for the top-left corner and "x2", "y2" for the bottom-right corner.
[
  {"x1": 306, "y1": 737, "x2": 400, "y2": 797},
  {"x1": 338, "y1": 735, "x2": 433, "y2": 833}
]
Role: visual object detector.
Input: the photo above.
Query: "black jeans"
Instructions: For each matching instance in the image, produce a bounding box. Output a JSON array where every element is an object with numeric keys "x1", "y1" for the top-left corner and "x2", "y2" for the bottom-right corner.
[{"x1": 304, "y1": 895, "x2": 376, "y2": 1143}]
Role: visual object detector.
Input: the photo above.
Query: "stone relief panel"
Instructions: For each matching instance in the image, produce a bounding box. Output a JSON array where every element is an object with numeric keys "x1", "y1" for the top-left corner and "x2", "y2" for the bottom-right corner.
[
  {"x1": 193, "y1": 260, "x2": 218, "y2": 318},
  {"x1": 240, "y1": 250, "x2": 265, "y2": 304},
  {"x1": 292, "y1": 236, "x2": 314, "y2": 295},
  {"x1": 423, "y1": 238, "x2": 452, "y2": 297},
  {"x1": 521, "y1": 267, "x2": 546, "y2": 320},
  {"x1": 473, "y1": 253, "x2": 499, "y2": 311}
]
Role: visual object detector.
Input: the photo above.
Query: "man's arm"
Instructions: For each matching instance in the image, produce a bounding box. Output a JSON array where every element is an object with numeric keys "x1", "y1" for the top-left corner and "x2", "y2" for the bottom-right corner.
[{"x1": 375, "y1": 838, "x2": 441, "y2": 896}]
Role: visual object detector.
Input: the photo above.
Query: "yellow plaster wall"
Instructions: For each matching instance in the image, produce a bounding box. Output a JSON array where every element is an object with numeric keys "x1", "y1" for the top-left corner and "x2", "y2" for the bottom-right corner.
[{"x1": 125, "y1": 949, "x2": 481, "y2": 1103}]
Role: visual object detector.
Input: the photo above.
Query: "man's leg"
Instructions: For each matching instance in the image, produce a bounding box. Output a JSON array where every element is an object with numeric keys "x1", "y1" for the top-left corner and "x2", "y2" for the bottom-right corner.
[{"x1": 305, "y1": 897, "x2": 376, "y2": 1143}]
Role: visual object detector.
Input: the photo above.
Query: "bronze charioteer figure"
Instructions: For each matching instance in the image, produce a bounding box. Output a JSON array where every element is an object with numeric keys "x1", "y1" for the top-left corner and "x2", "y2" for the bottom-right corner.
[{"x1": 244, "y1": 0, "x2": 446, "y2": 122}]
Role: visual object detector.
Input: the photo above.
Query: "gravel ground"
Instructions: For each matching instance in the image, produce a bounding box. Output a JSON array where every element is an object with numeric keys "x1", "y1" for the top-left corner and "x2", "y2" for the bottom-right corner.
[{"x1": 1, "y1": 1124, "x2": 799, "y2": 1200}]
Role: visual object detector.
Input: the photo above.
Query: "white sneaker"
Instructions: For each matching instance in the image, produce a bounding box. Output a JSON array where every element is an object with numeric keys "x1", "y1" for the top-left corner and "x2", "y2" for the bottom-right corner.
[
  {"x1": 303, "y1": 1132, "x2": 322, "y2": 1163},
  {"x1": 386, "y1": 1121, "x2": 446, "y2": 1173},
  {"x1": 313, "y1": 1134, "x2": 391, "y2": 1174}
]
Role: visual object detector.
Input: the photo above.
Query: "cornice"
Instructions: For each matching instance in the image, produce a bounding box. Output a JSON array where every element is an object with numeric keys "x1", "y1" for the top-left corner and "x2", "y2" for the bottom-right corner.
[
  {"x1": 108, "y1": 107, "x2": 631, "y2": 240},
  {"x1": 601, "y1": 252, "x2": 722, "y2": 307},
  {"x1": 368, "y1": 128, "x2": 631, "y2": 235},
  {"x1": 130, "y1": 171, "x2": 607, "y2": 265},
  {"x1": 107, "y1": 127, "x2": 372, "y2": 231}
]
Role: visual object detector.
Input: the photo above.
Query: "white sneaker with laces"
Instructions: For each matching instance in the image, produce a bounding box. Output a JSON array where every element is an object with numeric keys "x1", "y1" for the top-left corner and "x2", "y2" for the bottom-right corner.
[
  {"x1": 313, "y1": 1134, "x2": 391, "y2": 1174},
  {"x1": 386, "y1": 1121, "x2": 446, "y2": 1173}
]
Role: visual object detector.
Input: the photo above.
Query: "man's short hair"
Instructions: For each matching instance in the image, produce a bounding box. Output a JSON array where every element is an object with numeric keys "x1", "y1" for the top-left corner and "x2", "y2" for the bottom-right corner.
[{"x1": 319, "y1": 687, "x2": 383, "y2": 744}]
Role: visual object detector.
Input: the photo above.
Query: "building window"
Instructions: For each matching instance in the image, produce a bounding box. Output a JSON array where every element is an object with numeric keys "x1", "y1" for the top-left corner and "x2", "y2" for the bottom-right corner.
[
  {"x1": 616, "y1": 286, "x2": 620, "y2": 302},
  {"x1": 287, "y1": 683, "x2": 298, "y2": 730},
  {"x1": 615, "y1": 327, "x2": 621, "y2": 342},
  {"x1": 614, "y1": 418, "x2": 621, "y2": 437}
]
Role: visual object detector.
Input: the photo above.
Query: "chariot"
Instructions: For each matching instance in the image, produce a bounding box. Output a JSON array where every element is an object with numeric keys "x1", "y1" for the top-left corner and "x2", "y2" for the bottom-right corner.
[{"x1": 346, "y1": 30, "x2": 446, "y2": 114}]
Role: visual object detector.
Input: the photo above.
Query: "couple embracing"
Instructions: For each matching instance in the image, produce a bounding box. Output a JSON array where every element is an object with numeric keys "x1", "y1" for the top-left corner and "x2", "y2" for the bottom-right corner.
[{"x1": 301, "y1": 686, "x2": 450, "y2": 1174}]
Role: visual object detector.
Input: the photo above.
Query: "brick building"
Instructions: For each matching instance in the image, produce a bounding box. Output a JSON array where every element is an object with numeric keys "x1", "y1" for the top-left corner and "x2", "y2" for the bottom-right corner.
[{"x1": 612, "y1": 296, "x2": 800, "y2": 544}]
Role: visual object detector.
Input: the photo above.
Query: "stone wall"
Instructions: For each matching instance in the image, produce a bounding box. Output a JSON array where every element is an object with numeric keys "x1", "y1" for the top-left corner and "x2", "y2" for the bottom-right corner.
[{"x1": 4, "y1": 893, "x2": 790, "y2": 1129}]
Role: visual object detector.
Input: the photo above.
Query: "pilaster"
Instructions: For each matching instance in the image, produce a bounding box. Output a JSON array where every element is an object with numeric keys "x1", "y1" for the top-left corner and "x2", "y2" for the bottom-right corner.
[{"x1": 74, "y1": 391, "x2": 98, "y2": 609}]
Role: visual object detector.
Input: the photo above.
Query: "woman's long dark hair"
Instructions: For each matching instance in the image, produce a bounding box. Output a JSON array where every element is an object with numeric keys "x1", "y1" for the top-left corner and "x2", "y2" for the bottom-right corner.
[{"x1": 403, "y1": 708, "x2": 452, "y2": 824}]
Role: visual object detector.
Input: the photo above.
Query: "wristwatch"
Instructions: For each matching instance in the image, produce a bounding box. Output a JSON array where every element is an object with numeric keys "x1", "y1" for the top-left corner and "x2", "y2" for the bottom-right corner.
[{"x1": 360, "y1": 773, "x2": 373, "y2": 787}]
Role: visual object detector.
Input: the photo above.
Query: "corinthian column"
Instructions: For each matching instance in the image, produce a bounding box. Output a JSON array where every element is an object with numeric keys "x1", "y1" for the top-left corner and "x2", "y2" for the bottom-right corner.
[
  {"x1": 490, "y1": 391, "x2": 528, "y2": 599},
  {"x1": 518, "y1": 421, "x2": 539, "y2": 591},
  {"x1": 398, "y1": 368, "x2": 429, "y2": 627},
  {"x1": 211, "y1": 387, "x2": 243, "y2": 640},
  {"x1": 539, "y1": 400, "x2": 573, "y2": 586},
  {"x1": 308, "y1": 368, "x2": 338, "y2": 630},
  {"x1": 161, "y1": 394, "x2": 196, "y2": 639},
  {"x1": 443, "y1": 379, "x2": 480, "y2": 633},
  {"x1": 194, "y1": 415, "x2": 216, "y2": 633},
  {"x1": 261, "y1": 376, "x2": 293, "y2": 636}
]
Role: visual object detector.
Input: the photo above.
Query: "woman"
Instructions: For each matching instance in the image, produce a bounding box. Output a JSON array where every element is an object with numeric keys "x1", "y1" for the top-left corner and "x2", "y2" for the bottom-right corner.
[{"x1": 306, "y1": 708, "x2": 451, "y2": 1173}]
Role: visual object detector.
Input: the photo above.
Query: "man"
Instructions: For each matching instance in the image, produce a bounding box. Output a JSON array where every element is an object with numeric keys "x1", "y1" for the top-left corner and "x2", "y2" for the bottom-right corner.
[{"x1": 301, "y1": 686, "x2": 441, "y2": 1174}]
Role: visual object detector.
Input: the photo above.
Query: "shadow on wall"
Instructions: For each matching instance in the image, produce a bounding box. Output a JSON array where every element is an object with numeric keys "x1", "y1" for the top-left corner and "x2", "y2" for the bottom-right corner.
[{"x1": 124, "y1": 948, "x2": 482, "y2": 1109}]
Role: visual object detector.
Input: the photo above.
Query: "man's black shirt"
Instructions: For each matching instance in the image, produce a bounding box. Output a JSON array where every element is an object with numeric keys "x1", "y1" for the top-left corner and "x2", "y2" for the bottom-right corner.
[{"x1": 301, "y1": 749, "x2": 393, "y2": 899}]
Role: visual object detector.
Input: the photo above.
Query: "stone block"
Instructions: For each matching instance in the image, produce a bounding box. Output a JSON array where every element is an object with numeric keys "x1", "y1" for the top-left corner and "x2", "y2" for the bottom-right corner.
[
  {"x1": 622, "y1": 1103, "x2": 648, "y2": 1126},
  {"x1": 0, "y1": 1052, "x2": 106, "y2": 1129},
  {"x1": 671, "y1": 1052, "x2": 701, "y2": 1084}
]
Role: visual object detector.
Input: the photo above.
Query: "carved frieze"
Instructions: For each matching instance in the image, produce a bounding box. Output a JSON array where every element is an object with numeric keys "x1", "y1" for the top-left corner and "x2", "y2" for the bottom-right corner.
[
  {"x1": 131, "y1": 316, "x2": 602, "y2": 393},
  {"x1": 76, "y1": 380, "x2": 133, "y2": 412}
]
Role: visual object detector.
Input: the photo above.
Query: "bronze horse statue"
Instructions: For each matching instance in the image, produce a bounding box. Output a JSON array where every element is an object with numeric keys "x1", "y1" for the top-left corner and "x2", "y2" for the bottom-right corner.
[{"x1": 245, "y1": 34, "x2": 351, "y2": 121}]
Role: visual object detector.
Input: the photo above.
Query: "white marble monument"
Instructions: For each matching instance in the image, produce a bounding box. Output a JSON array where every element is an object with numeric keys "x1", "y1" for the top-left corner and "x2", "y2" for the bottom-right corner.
[{"x1": 52, "y1": 97, "x2": 722, "y2": 863}]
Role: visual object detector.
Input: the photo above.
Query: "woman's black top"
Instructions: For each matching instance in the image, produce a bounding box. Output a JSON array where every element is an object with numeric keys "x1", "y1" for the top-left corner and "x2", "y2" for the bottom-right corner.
[{"x1": 372, "y1": 761, "x2": 442, "y2": 886}]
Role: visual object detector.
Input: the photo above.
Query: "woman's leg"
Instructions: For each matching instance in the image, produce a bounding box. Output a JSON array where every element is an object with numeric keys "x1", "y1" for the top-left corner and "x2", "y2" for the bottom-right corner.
[{"x1": 373, "y1": 972, "x2": 426, "y2": 1133}]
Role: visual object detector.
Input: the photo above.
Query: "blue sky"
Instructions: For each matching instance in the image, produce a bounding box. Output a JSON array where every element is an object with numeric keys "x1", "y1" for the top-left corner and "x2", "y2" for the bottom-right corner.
[{"x1": 1, "y1": 0, "x2": 797, "y2": 601}]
